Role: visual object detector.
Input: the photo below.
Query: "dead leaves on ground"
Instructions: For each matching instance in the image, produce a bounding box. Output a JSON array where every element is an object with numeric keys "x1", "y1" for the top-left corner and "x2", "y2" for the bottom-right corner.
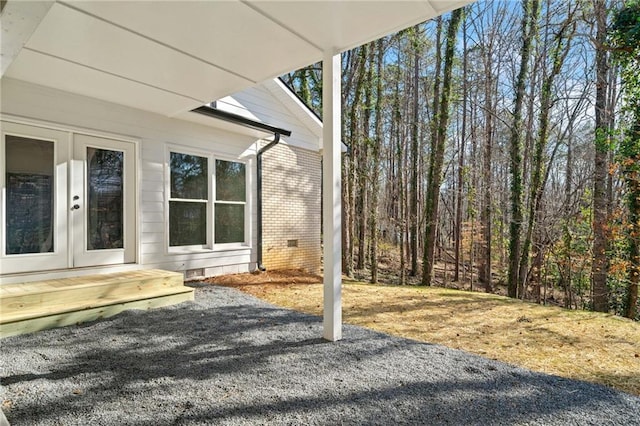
[{"x1": 207, "y1": 270, "x2": 640, "y2": 396}]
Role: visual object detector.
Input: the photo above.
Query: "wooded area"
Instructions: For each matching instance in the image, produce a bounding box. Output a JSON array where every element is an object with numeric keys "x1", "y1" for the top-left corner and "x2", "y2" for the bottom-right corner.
[{"x1": 282, "y1": 0, "x2": 640, "y2": 320}]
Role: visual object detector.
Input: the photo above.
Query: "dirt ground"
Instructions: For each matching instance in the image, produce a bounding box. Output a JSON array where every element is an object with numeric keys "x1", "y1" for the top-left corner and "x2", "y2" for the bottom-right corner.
[{"x1": 206, "y1": 269, "x2": 640, "y2": 397}]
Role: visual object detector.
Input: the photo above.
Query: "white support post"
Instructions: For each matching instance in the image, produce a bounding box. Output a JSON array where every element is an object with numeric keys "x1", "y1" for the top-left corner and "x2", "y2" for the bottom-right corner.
[{"x1": 322, "y1": 52, "x2": 342, "y2": 341}]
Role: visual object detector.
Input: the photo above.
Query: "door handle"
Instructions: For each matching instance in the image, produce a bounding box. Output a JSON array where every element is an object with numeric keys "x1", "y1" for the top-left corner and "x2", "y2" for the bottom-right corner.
[{"x1": 71, "y1": 204, "x2": 80, "y2": 211}]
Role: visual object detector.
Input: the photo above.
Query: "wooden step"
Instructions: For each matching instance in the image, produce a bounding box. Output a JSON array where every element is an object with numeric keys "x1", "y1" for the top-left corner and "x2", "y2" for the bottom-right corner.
[
  {"x1": 1, "y1": 269, "x2": 184, "y2": 316},
  {"x1": 0, "y1": 269, "x2": 194, "y2": 338}
]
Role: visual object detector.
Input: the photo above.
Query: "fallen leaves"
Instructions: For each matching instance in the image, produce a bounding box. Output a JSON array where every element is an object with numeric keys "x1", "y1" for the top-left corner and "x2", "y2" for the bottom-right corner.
[{"x1": 209, "y1": 270, "x2": 640, "y2": 396}]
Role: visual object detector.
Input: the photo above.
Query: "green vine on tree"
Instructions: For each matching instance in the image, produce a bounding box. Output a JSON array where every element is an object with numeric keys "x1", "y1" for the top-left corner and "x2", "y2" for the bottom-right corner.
[{"x1": 610, "y1": 0, "x2": 640, "y2": 319}]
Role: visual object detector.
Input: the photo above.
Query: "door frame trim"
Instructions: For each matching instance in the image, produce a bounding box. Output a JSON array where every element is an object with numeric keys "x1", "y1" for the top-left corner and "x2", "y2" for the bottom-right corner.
[{"x1": 0, "y1": 114, "x2": 141, "y2": 144}]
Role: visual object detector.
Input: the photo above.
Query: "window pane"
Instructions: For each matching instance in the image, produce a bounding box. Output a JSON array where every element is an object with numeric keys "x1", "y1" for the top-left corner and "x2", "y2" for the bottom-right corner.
[
  {"x1": 216, "y1": 160, "x2": 245, "y2": 201},
  {"x1": 171, "y1": 153, "x2": 208, "y2": 199},
  {"x1": 170, "y1": 201, "x2": 206, "y2": 246},
  {"x1": 87, "y1": 147, "x2": 124, "y2": 250},
  {"x1": 5, "y1": 136, "x2": 54, "y2": 254},
  {"x1": 215, "y1": 204, "x2": 244, "y2": 243}
]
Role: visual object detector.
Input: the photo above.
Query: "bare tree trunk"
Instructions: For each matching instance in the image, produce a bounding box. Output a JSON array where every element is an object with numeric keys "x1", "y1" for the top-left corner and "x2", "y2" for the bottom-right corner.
[
  {"x1": 409, "y1": 25, "x2": 424, "y2": 277},
  {"x1": 455, "y1": 14, "x2": 469, "y2": 283},
  {"x1": 345, "y1": 47, "x2": 367, "y2": 275},
  {"x1": 480, "y1": 37, "x2": 494, "y2": 292},
  {"x1": 561, "y1": 136, "x2": 574, "y2": 309},
  {"x1": 394, "y1": 42, "x2": 407, "y2": 285},
  {"x1": 341, "y1": 161, "x2": 352, "y2": 276},
  {"x1": 356, "y1": 47, "x2": 373, "y2": 271},
  {"x1": 591, "y1": 0, "x2": 610, "y2": 312},
  {"x1": 370, "y1": 39, "x2": 384, "y2": 284}
]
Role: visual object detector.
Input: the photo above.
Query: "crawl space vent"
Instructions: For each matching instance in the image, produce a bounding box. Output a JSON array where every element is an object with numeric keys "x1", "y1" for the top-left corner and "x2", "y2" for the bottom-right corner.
[{"x1": 185, "y1": 268, "x2": 205, "y2": 279}]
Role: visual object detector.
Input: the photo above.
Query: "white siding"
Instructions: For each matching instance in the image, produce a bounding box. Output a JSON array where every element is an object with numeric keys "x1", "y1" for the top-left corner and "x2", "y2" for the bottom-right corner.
[{"x1": 217, "y1": 85, "x2": 320, "y2": 152}]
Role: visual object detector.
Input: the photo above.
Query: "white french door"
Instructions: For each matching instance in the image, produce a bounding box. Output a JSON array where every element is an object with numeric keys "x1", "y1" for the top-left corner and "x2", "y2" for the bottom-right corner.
[
  {"x1": 1, "y1": 122, "x2": 136, "y2": 274},
  {"x1": 72, "y1": 134, "x2": 136, "y2": 267}
]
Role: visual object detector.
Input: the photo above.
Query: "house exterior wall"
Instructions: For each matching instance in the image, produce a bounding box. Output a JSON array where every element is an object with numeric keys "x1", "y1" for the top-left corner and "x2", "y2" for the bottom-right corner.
[
  {"x1": 0, "y1": 78, "x2": 323, "y2": 284},
  {"x1": 261, "y1": 142, "x2": 322, "y2": 274},
  {"x1": 0, "y1": 79, "x2": 257, "y2": 283}
]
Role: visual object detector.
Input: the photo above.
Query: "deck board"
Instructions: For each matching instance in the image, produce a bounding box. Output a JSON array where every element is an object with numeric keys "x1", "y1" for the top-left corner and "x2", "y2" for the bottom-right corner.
[{"x1": 0, "y1": 269, "x2": 194, "y2": 338}]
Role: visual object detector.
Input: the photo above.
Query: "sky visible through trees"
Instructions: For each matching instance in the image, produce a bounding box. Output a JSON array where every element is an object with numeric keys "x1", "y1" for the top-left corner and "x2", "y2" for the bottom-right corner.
[{"x1": 281, "y1": 0, "x2": 640, "y2": 320}]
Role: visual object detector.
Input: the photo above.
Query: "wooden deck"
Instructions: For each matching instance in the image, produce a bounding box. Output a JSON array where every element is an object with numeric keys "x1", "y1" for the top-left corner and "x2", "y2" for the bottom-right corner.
[{"x1": 0, "y1": 269, "x2": 194, "y2": 338}]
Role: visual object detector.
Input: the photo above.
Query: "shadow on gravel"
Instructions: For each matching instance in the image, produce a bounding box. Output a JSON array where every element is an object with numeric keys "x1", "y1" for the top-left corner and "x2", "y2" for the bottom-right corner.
[
  {"x1": 176, "y1": 375, "x2": 632, "y2": 426},
  {"x1": 2, "y1": 285, "x2": 639, "y2": 425}
]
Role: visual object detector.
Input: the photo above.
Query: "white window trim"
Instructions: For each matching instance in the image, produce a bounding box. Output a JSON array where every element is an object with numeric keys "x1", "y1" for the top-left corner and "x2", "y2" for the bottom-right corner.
[{"x1": 166, "y1": 145, "x2": 249, "y2": 254}]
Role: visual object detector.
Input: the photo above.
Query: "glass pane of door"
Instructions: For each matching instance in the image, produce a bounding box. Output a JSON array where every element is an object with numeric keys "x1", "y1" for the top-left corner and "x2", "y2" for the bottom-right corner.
[
  {"x1": 5, "y1": 136, "x2": 54, "y2": 255},
  {"x1": 87, "y1": 147, "x2": 123, "y2": 250}
]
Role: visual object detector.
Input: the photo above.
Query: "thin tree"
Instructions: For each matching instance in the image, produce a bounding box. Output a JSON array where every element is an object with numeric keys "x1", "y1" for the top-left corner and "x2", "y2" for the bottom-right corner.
[
  {"x1": 475, "y1": 4, "x2": 505, "y2": 293},
  {"x1": 591, "y1": 0, "x2": 611, "y2": 312},
  {"x1": 409, "y1": 25, "x2": 424, "y2": 277},
  {"x1": 356, "y1": 47, "x2": 373, "y2": 270},
  {"x1": 519, "y1": 4, "x2": 577, "y2": 299},
  {"x1": 370, "y1": 39, "x2": 385, "y2": 283},
  {"x1": 344, "y1": 47, "x2": 367, "y2": 277},
  {"x1": 422, "y1": 8, "x2": 464, "y2": 286},
  {"x1": 508, "y1": 0, "x2": 540, "y2": 298},
  {"x1": 393, "y1": 38, "x2": 407, "y2": 285},
  {"x1": 454, "y1": 9, "x2": 469, "y2": 283}
]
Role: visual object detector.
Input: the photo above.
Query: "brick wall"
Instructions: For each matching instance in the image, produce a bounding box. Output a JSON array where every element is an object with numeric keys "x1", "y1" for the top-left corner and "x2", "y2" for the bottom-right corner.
[{"x1": 261, "y1": 142, "x2": 321, "y2": 273}]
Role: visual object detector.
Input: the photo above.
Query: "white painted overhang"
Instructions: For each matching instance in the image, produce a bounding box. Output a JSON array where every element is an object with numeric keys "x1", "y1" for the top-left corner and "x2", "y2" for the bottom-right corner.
[{"x1": 1, "y1": 0, "x2": 473, "y2": 118}]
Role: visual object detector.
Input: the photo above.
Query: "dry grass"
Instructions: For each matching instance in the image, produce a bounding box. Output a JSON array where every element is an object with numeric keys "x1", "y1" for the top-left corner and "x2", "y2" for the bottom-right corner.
[{"x1": 208, "y1": 270, "x2": 640, "y2": 396}]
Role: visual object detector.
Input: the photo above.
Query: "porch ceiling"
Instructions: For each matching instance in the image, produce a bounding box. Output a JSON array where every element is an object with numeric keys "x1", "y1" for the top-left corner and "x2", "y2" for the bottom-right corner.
[{"x1": 1, "y1": 0, "x2": 471, "y2": 117}]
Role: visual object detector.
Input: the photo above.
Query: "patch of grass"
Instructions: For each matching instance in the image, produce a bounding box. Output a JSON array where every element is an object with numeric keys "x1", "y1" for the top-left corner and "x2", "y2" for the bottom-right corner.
[{"x1": 209, "y1": 271, "x2": 640, "y2": 396}]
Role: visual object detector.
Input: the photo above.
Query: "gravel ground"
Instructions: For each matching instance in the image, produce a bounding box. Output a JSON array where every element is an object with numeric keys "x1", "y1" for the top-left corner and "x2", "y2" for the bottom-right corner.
[{"x1": 1, "y1": 284, "x2": 639, "y2": 426}]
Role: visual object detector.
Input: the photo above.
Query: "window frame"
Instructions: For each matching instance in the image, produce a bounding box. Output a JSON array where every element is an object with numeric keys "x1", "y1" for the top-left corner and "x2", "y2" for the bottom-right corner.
[{"x1": 166, "y1": 146, "x2": 249, "y2": 253}]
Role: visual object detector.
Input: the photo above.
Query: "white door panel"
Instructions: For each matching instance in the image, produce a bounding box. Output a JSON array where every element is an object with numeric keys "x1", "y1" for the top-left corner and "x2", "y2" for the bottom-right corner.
[
  {"x1": 72, "y1": 134, "x2": 136, "y2": 267},
  {"x1": 0, "y1": 122, "x2": 69, "y2": 274}
]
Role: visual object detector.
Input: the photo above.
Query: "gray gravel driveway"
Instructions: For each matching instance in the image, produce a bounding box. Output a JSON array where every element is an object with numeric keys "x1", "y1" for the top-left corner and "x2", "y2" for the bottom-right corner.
[{"x1": 1, "y1": 284, "x2": 639, "y2": 425}]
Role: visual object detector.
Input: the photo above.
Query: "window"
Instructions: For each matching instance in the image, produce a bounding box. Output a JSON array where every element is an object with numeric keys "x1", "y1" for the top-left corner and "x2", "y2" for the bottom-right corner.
[
  {"x1": 169, "y1": 152, "x2": 208, "y2": 247},
  {"x1": 5, "y1": 136, "x2": 54, "y2": 254},
  {"x1": 87, "y1": 147, "x2": 124, "y2": 250},
  {"x1": 168, "y1": 151, "x2": 246, "y2": 248},
  {"x1": 215, "y1": 160, "x2": 246, "y2": 244}
]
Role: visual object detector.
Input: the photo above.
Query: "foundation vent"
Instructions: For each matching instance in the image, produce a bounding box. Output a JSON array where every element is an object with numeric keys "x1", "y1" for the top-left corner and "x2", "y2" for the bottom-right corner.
[
  {"x1": 185, "y1": 268, "x2": 205, "y2": 280},
  {"x1": 287, "y1": 239, "x2": 299, "y2": 248}
]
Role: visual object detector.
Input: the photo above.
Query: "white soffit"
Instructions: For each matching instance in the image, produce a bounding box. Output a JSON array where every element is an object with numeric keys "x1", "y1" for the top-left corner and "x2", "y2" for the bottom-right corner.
[
  {"x1": 66, "y1": 1, "x2": 321, "y2": 83},
  {"x1": 245, "y1": 1, "x2": 473, "y2": 54},
  {"x1": 2, "y1": 0, "x2": 474, "y2": 118},
  {"x1": 7, "y1": 50, "x2": 199, "y2": 116},
  {"x1": 245, "y1": 1, "x2": 439, "y2": 54},
  {"x1": 0, "y1": 0, "x2": 54, "y2": 76},
  {"x1": 15, "y1": 3, "x2": 252, "y2": 103}
]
